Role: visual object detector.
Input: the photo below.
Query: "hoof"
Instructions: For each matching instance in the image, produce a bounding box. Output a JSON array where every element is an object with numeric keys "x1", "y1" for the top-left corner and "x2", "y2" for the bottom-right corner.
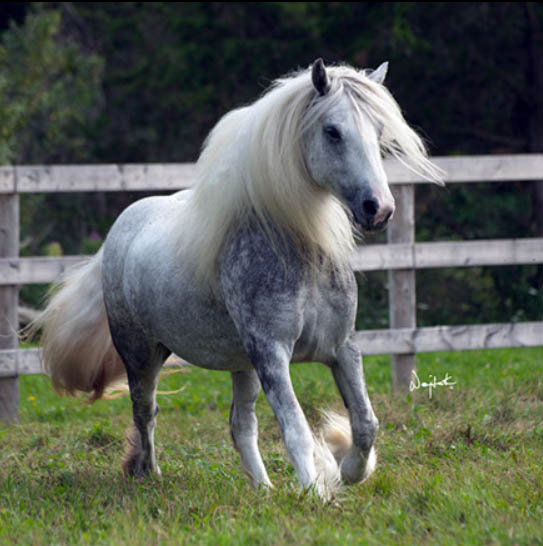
[
  {"x1": 123, "y1": 456, "x2": 161, "y2": 478},
  {"x1": 121, "y1": 423, "x2": 160, "y2": 478},
  {"x1": 340, "y1": 445, "x2": 377, "y2": 484}
]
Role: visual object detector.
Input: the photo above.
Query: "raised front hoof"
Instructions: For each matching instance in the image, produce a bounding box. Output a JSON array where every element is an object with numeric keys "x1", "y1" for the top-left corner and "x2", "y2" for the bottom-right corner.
[{"x1": 339, "y1": 446, "x2": 377, "y2": 485}]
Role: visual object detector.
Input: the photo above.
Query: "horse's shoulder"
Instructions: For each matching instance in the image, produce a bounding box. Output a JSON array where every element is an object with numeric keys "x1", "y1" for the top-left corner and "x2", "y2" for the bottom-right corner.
[
  {"x1": 219, "y1": 226, "x2": 306, "y2": 354},
  {"x1": 220, "y1": 224, "x2": 304, "y2": 295}
]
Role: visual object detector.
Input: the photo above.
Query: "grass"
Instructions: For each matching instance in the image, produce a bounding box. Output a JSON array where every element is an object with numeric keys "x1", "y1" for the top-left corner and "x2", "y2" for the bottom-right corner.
[{"x1": 1, "y1": 347, "x2": 542, "y2": 545}]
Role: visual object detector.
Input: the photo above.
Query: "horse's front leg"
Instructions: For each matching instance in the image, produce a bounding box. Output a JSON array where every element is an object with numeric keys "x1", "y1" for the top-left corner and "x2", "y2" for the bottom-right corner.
[
  {"x1": 230, "y1": 369, "x2": 273, "y2": 488},
  {"x1": 248, "y1": 341, "x2": 341, "y2": 498},
  {"x1": 330, "y1": 339, "x2": 379, "y2": 484},
  {"x1": 251, "y1": 344, "x2": 317, "y2": 488}
]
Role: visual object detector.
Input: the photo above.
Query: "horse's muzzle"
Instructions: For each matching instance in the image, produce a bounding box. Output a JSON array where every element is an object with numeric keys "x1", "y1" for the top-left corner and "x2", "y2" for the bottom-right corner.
[{"x1": 354, "y1": 198, "x2": 395, "y2": 232}]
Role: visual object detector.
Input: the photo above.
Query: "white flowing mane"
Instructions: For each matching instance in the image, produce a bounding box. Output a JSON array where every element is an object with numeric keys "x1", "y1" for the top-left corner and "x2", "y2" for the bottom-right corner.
[{"x1": 177, "y1": 63, "x2": 442, "y2": 286}]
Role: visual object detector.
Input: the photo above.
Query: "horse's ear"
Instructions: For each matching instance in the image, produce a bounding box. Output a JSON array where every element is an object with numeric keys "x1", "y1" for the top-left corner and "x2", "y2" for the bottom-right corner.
[
  {"x1": 312, "y1": 58, "x2": 330, "y2": 95},
  {"x1": 368, "y1": 62, "x2": 388, "y2": 85}
]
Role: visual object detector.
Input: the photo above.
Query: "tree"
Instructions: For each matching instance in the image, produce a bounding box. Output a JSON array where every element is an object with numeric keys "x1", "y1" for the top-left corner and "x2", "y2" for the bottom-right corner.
[
  {"x1": 0, "y1": 8, "x2": 103, "y2": 164},
  {"x1": 0, "y1": 6, "x2": 105, "y2": 310}
]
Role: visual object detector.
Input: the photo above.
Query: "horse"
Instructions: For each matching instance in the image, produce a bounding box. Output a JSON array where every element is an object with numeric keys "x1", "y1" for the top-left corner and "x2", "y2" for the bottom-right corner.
[{"x1": 35, "y1": 59, "x2": 442, "y2": 500}]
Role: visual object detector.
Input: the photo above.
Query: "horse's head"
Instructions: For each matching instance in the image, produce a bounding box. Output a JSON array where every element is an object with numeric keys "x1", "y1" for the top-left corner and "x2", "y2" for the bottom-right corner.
[
  {"x1": 184, "y1": 59, "x2": 442, "y2": 284},
  {"x1": 303, "y1": 59, "x2": 395, "y2": 232}
]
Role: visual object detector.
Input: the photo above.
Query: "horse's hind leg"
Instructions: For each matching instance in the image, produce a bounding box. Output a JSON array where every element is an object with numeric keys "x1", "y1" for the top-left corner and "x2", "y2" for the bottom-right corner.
[
  {"x1": 110, "y1": 325, "x2": 170, "y2": 477},
  {"x1": 230, "y1": 370, "x2": 272, "y2": 488},
  {"x1": 124, "y1": 362, "x2": 165, "y2": 477}
]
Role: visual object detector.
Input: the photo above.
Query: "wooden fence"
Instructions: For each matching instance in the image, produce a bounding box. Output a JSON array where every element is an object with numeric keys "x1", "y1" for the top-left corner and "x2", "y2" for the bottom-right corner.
[{"x1": 1, "y1": 155, "x2": 542, "y2": 420}]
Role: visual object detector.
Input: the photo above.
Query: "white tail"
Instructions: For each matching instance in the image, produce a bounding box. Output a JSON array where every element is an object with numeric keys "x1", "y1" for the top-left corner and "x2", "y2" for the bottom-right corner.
[{"x1": 30, "y1": 248, "x2": 125, "y2": 401}]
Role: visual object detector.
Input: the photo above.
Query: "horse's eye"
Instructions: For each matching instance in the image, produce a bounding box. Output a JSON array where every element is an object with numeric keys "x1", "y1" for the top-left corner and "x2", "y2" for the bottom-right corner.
[{"x1": 324, "y1": 125, "x2": 342, "y2": 142}]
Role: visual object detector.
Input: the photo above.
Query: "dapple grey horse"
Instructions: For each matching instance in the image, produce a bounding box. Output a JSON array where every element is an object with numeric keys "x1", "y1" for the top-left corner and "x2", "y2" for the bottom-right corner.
[{"x1": 36, "y1": 59, "x2": 441, "y2": 499}]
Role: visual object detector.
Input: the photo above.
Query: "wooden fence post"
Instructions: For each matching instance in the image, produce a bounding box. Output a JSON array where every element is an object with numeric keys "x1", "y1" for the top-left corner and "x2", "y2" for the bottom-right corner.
[
  {"x1": 387, "y1": 184, "x2": 416, "y2": 391},
  {"x1": 0, "y1": 193, "x2": 19, "y2": 422}
]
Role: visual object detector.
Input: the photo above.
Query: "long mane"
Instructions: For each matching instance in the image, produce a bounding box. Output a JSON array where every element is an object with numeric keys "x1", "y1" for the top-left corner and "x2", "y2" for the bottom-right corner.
[{"x1": 176, "y1": 63, "x2": 442, "y2": 287}]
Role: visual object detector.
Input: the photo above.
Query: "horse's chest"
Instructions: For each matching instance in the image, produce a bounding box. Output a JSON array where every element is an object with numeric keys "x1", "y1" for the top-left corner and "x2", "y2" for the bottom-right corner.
[{"x1": 293, "y1": 279, "x2": 357, "y2": 363}]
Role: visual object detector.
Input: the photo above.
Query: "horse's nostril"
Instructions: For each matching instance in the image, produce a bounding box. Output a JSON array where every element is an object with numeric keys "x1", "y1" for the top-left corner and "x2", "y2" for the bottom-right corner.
[
  {"x1": 384, "y1": 210, "x2": 393, "y2": 223},
  {"x1": 362, "y1": 199, "x2": 379, "y2": 218}
]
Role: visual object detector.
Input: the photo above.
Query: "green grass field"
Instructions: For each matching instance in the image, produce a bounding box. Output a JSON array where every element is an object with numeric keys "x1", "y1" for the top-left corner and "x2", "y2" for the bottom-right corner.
[{"x1": 1, "y1": 347, "x2": 542, "y2": 545}]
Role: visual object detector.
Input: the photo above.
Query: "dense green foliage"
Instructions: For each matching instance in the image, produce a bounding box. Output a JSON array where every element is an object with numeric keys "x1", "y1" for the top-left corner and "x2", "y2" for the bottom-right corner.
[
  {"x1": 1, "y1": 348, "x2": 542, "y2": 544},
  {"x1": 0, "y1": 3, "x2": 542, "y2": 325},
  {"x1": 0, "y1": 8, "x2": 102, "y2": 164}
]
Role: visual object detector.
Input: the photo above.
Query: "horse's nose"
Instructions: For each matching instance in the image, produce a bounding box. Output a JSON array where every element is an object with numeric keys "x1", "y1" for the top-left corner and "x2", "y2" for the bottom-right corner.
[
  {"x1": 362, "y1": 198, "x2": 379, "y2": 218},
  {"x1": 384, "y1": 209, "x2": 393, "y2": 223},
  {"x1": 362, "y1": 198, "x2": 395, "y2": 229}
]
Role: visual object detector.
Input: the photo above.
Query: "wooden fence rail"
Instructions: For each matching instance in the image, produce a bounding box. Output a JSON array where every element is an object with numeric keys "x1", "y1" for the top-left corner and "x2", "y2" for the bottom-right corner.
[
  {"x1": 2, "y1": 238, "x2": 542, "y2": 286},
  {"x1": 1, "y1": 154, "x2": 542, "y2": 420},
  {"x1": 1, "y1": 154, "x2": 542, "y2": 193}
]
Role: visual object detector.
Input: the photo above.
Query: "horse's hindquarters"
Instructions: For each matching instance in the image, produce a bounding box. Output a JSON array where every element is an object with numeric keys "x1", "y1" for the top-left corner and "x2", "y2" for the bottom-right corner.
[{"x1": 102, "y1": 193, "x2": 252, "y2": 373}]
